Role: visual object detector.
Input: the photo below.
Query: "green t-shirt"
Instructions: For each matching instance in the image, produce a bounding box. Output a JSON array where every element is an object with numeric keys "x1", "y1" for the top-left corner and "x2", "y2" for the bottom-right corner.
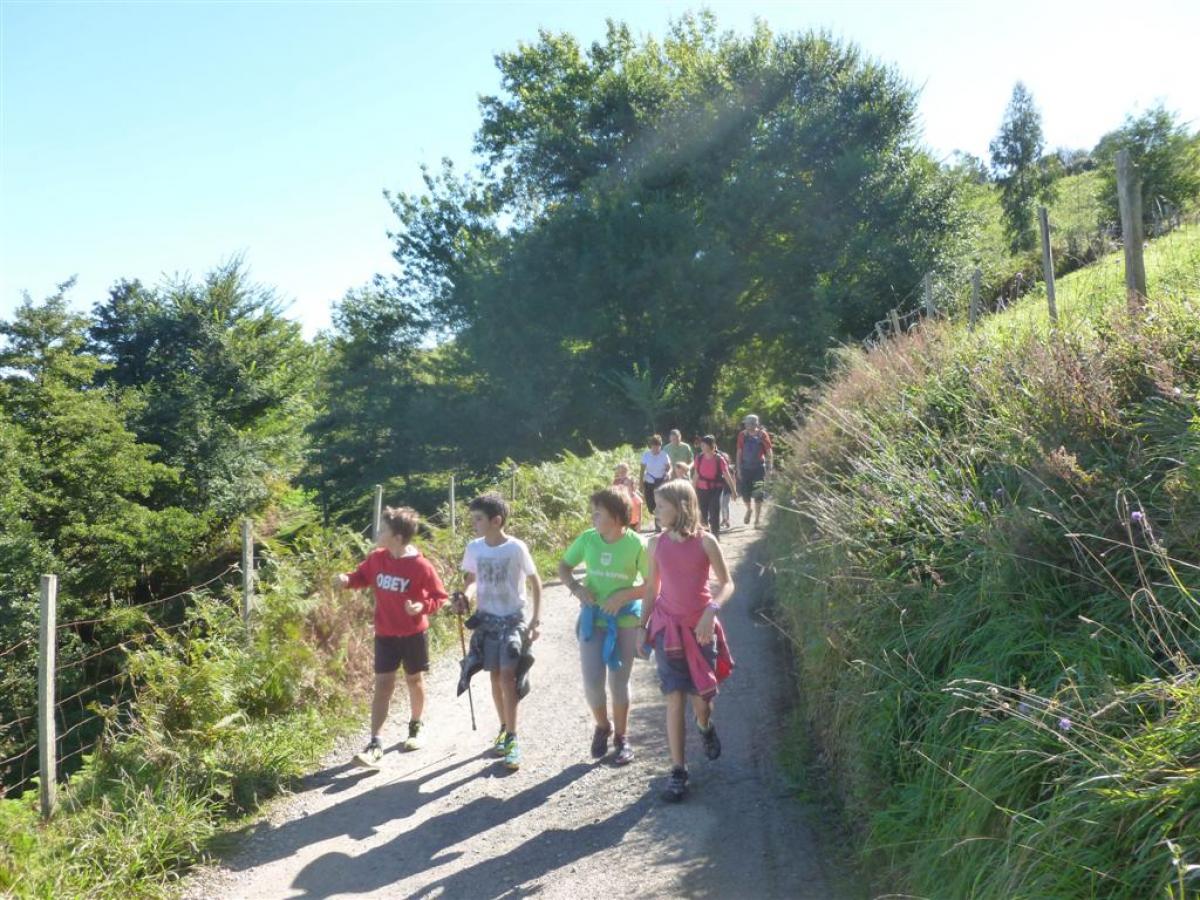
[
  {"x1": 561, "y1": 528, "x2": 648, "y2": 628},
  {"x1": 665, "y1": 441, "x2": 694, "y2": 468}
]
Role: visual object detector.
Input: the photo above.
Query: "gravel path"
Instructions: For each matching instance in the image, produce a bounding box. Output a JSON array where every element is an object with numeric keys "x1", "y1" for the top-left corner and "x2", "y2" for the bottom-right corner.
[{"x1": 183, "y1": 523, "x2": 849, "y2": 899}]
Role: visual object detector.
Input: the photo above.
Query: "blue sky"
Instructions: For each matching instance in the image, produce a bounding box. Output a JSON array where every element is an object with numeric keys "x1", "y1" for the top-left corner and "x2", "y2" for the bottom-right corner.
[{"x1": 2, "y1": 0, "x2": 1197, "y2": 337}]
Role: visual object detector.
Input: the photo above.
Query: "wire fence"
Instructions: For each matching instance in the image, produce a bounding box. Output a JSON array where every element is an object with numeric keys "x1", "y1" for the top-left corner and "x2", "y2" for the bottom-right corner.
[
  {"x1": 0, "y1": 565, "x2": 243, "y2": 805},
  {"x1": 0, "y1": 470, "x2": 486, "y2": 814}
]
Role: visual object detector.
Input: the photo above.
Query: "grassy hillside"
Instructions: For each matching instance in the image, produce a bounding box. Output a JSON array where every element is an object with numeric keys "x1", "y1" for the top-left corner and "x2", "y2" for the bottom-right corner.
[
  {"x1": 769, "y1": 225, "x2": 1200, "y2": 897},
  {"x1": 942, "y1": 171, "x2": 1111, "y2": 315}
]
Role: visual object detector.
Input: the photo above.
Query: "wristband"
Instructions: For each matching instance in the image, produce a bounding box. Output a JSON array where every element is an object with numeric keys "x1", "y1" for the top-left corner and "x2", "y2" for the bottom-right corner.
[{"x1": 706, "y1": 602, "x2": 720, "y2": 612}]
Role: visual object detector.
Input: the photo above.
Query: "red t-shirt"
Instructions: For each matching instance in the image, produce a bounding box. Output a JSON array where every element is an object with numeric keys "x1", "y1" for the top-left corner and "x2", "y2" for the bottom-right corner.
[
  {"x1": 345, "y1": 548, "x2": 448, "y2": 637},
  {"x1": 694, "y1": 453, "x2": 730, "y2": 489}
]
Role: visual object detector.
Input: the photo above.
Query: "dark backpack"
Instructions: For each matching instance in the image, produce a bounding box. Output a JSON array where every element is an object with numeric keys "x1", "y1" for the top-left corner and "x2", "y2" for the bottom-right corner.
[{"x1": 741, "y1": 431, "x2": 766, "y2": 471}]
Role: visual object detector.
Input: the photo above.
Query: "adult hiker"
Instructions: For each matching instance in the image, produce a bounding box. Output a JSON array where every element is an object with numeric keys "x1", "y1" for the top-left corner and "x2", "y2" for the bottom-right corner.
[
  {"x1": 736, "y1": 414, "x2": 773, "y2": 528},
  {"x1": 451, "y1": 493, "x2": 542, "y2": 770},
  {"x1": 639, "y1": 479, "x2": 735, "y2": 802},
  {"x1": 692, "y1": 435, "x2": 738, "y2": 538},
  {"x1": 333, "y1": 506, "x2": 448, "y2": 767},
  {"x1": 639, "y1": 434, "x2": 671, "y2": 532},
  {"x1": 664, "y1": 428, "x2": 694, "y2": 472},
  {"x1": 557, "y1": 489, "x2": 649, "y2": 766}
]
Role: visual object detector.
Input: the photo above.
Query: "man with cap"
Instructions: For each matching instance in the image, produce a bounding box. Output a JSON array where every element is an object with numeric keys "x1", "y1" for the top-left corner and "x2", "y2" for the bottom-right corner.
[{"x1": 735, "y1": 414, "x2": 773, "y2": 528}]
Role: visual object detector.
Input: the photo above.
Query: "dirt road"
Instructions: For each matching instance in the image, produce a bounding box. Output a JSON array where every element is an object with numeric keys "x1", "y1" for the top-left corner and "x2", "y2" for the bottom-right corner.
[{"x1": 184, "y1": 524, "x2": 849, "y2": 899}]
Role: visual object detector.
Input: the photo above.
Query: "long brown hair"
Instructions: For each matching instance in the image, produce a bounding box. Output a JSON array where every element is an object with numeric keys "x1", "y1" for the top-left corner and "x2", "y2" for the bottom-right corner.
[{"x1": 654, "y1": 480, "x2": 702, "y2": 538}]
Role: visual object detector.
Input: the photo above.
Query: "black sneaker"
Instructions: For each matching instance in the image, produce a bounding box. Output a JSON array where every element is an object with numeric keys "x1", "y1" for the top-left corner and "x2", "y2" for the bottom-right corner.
[
  {"x1": 590, "y1": 723, "x2": 612, "y2": 759},
  {"x1": 699, "y1": 720, "x2": 722, "y2": 760},
  {"x1": 661, "y1": 766, "x2": 689, "y2": 802},
  {"x1": 353, "y1": 738, "x2": 383, "y2": 768},
  {"x1": 613, "y1": 734, "x2": 634, "y2": 766}
]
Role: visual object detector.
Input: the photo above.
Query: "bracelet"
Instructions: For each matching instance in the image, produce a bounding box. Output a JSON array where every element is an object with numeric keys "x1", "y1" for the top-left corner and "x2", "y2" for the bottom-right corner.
[{"x1": 706, "y1": 602, "x2": 720, "y2": 612}]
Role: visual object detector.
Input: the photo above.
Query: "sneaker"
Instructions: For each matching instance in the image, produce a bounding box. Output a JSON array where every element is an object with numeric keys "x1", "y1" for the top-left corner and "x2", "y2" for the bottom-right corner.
[
  {"x1": 491, "y1": 727, "x2": 509, "y2": 756},
  {"x1": 699, "y1": 720, "x2": 722, "y2": 760},
  {"x1": 661, "y1": 765, "x2": 689, "y2": 802},
  {"x1": 590, "y1": 724, "x2": 612, "y2": 759},
  {"x1": 613, "y1": 734, "x2": 634, "y2": 766},
  {"x1": 503, "y1": 736, "x2": 521, "y2": 770},
  {"x1": 354, "y1": 738, "x2": 383, "y2": 768},
  {"x1": 403, "y1": 720, "x2": 424, "y2": 751}
]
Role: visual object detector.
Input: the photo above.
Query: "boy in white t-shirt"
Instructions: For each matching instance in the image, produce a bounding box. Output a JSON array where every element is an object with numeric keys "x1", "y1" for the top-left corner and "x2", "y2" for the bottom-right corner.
[{"x1": 452, "y1": 492, "x2": 542, "y2": 769}]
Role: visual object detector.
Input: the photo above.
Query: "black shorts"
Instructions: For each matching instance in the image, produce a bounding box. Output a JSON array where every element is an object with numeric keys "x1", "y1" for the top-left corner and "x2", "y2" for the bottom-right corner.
[
  {"x1": 374, "y1": 632, "x2": 430, "y2": 675},
  {"x1": 739, "y1": 469, "x2": 766, "y2": 500}
]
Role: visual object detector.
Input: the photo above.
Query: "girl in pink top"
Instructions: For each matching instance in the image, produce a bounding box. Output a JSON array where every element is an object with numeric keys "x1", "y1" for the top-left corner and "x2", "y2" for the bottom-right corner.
[{"x1": 638, "y1": 479, "x2": 735, "y2": 802}]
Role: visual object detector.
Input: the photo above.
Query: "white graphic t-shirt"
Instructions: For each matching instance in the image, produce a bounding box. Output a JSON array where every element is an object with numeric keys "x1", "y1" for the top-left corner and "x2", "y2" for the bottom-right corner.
[{"x1": 461, "y1": 536, "x2": 537, "y2": 618}]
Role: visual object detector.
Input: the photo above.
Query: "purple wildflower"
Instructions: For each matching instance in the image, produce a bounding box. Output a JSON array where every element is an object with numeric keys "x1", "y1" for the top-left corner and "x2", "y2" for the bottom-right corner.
[
  {"x1": 1058, "y1": 717, "x2": 1072, "y2": 732},
  {"x1": 1131, "y1": 510, "x2": 1145, "y2": 525}
]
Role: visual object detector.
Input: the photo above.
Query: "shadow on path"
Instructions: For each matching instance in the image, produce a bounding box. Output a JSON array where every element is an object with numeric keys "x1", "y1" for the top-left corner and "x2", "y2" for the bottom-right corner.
[
  {"x1": 289, "y1": 763, "x2": 602, "y2": 898},
  {"x1": 225, "y1": 751, "x2": 489, "y2": 872}
]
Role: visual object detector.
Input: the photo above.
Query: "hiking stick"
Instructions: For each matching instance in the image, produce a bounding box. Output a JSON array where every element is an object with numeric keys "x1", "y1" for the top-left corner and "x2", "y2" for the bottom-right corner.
[{"x1": 455, "y1": 602, "x2": 477, "y2": 731}]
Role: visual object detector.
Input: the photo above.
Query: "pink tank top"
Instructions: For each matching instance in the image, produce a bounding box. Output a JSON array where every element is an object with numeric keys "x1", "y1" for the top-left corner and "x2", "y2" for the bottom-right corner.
[{"x1": 654, "y1": 533, "x2": 712, "y2": 619}]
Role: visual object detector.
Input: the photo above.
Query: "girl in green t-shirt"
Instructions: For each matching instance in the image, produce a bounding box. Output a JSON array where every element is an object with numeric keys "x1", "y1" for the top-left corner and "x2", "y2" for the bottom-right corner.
[{"x1": 557, "y1": 489, "x2": 649, "y2": 766}]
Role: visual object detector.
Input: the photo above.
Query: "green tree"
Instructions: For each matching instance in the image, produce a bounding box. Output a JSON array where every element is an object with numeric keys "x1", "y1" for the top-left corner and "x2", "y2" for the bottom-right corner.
[
  {"x1": 1094, "y1": 104, "x2": 1200, "y2": 228},
  {"x1": 382, "y1": 15, "x2": 962, "y2": 459},
  {"x1": 303, "y1": 285, "x2": 432, "y2": 519},
  {"x1": 89, "y1": 261, "x2": 317, "y2": 523},
  {"x1": 0, "y1": 284, "x2": 204, "y2": 611},
  {"x1": 990, "y1": 82, "x2": 1055, "y2": 252}
]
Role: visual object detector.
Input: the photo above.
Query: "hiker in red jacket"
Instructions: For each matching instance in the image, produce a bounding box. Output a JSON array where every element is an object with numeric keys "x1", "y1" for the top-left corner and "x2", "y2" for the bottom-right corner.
[{"x1": 334, "y1": 506, "x2": 448, "y2": 767}]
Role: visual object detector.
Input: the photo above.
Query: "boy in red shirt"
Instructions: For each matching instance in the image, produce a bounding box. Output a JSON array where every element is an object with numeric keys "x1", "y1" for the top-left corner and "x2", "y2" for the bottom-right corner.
[{"x1": 333, "y1": 506, "x2": 448, "y2": 767}]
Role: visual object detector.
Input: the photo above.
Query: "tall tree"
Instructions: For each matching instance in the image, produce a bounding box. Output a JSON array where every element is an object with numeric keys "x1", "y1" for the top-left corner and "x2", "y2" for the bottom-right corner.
[
  {"x1": 1094, "y1": 104, "x2": 1200, "y2": 228},
  {"x1": 89, "y1": 261, "x2": 316, "y2": 523},
  {"x1": 0, "y1": 285, "x2": 204, "y2": 607},
  {"x1": 990, "y1": 82, "x2": 1054, "y2": 252},
  {"x1": 379, "y1": 15, "x2": 962, "y2": 461}
]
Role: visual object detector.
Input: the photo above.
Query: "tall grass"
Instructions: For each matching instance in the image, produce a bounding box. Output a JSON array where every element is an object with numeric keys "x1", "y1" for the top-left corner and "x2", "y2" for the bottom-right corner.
[{"x1": 769, "y1": 225, "x2": 1200, "y2": 897}]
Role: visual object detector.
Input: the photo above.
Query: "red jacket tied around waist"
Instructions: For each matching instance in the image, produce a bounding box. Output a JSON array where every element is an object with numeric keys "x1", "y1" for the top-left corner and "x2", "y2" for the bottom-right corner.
[{"x1": 645, "y1": 533, "x2": 734, "y2": 699}]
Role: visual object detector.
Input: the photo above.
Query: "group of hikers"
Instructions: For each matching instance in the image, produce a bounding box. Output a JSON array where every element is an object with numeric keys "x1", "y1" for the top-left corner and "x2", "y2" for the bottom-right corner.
[
  {"x1": 618, "y1": 414, "x2": 774, "y2": 538},
  {"x1": 332, "y1": 414, "x2": 773, "y2": 803}
]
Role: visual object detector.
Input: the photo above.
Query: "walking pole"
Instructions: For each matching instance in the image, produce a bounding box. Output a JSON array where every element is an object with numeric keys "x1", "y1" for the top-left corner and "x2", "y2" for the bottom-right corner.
[{"x1": 455, "y1": 596, "x2": 477, "y2": 731}]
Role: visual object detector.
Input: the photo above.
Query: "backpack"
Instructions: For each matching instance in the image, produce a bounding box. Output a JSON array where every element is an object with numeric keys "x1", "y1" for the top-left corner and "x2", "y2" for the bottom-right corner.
[
  {"x1": 696, "y1": 454, "x2": 728, "y2": 489},
  {"x1": 741, "y1": 431, "x2": 766, "y2": 471}
]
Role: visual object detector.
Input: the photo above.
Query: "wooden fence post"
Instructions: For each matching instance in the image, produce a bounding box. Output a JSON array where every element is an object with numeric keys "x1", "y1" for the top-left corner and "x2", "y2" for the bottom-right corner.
[
  {"x1": 510, "y1": 470, "x2": 517, "y2": 503},
  {"x1": 1038, "y1": 206, "x2": 1058, "y2": 323},
  {"x1": 38, "y1": 574, "x2": 57, "y2": 819},
  {"x1": 241, "y1": 519, "x2": 254, "y2": 624},
  {"x1": 372, "y1": 484, "x2": 384, "y2": 542},
  {"x1": 889, "y1": 309, "x2": 901, "y2": 335},
  {"x1": 1116, "y1": 149, "x2": 1147, "y2": 311},
  {"x1": 923, "y1": 273, "x2": 936, "y2": 318},
  {"x1": 449, "y1": 475, "x2": 457, "y2": 536},
  {"x1": 969, "y1": 267, "x2": 982, "y2": 331}
]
